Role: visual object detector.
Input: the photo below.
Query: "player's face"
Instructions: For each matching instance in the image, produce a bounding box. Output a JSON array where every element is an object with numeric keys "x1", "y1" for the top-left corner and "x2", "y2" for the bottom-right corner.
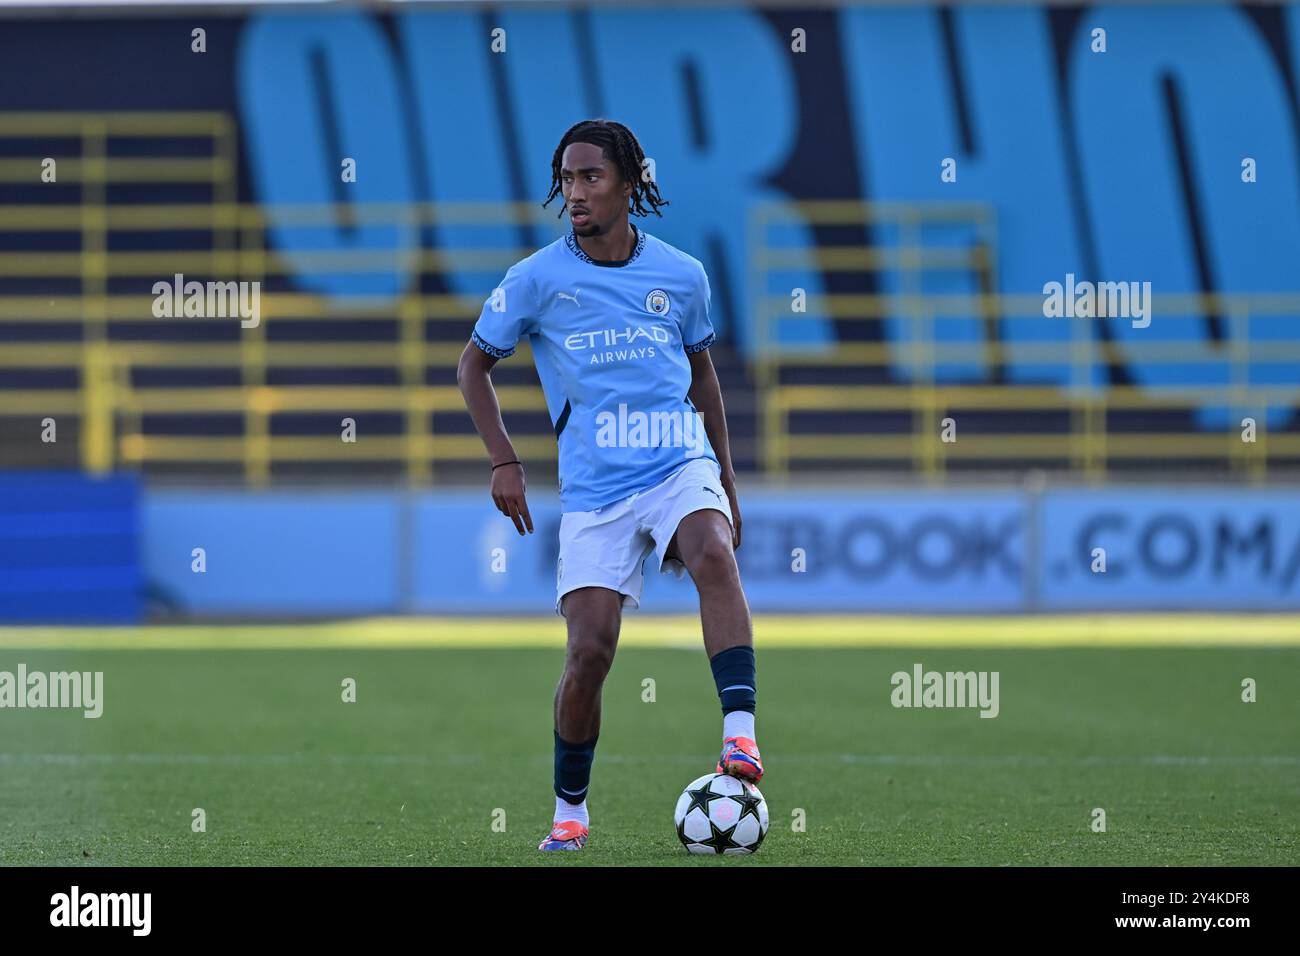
[{"x1": 560, "y1": 142, "x2": 632, "y2": 237}]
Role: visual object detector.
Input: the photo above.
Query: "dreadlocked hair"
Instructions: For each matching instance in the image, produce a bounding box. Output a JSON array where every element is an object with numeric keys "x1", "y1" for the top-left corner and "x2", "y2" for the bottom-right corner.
[{"x1": 542, "y1": 119, "x2": 669, "y2": 219}]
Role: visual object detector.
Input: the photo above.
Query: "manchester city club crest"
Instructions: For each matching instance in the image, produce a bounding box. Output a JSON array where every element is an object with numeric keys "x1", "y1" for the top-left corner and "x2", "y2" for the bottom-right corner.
[{"x1": 645, "y1": 289, "x2": 671, "y2": 315}]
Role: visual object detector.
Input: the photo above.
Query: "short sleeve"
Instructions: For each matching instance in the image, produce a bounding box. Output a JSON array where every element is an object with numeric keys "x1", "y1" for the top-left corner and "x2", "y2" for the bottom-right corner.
[
  {"x1": 680, "y1": 264, "x2": 715, "y2": 354},
  {"x1": 472, "y1": 262, "x2": 538, "y2": 359}
]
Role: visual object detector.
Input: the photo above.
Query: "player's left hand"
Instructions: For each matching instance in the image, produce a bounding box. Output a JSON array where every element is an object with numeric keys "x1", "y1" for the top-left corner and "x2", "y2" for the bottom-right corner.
[{"x1": 721, "y1": 472, "x2": 742, "y2": 549}]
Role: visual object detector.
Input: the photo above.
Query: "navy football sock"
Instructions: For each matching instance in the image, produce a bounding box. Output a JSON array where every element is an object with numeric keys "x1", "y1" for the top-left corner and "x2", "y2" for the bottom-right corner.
[
  {"x1": 709, "y1": 645, "x2": 756, "y2": 715},
  {"x1": 553, "y1": 729, "x2": 598, "y2": 804}
]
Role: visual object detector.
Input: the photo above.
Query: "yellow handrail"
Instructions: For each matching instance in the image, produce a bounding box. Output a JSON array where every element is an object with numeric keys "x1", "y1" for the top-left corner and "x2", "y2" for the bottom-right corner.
[
  {"x1": 751, "y1": 199, "x2": 1295, "y2": 483},
  {"x1": 0, "y1": 115, "x2": 1296, "y2": 484}
]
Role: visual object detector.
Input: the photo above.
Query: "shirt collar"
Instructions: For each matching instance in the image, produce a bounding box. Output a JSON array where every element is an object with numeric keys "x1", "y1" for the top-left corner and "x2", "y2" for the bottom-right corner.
[{"x1": 565, "y1": 222, "x2": 645, "y2": 267}]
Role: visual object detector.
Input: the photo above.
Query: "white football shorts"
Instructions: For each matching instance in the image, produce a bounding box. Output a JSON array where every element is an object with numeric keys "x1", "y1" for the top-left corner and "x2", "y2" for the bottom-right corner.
[{"x1": 555, "y1": 457, "x2": 733, "y2": 617}]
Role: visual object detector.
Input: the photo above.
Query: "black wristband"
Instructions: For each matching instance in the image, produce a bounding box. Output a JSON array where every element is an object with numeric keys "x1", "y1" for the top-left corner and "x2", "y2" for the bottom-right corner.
[{"x1": 492, "y1": 460, "x2": 522, "y2": 471}]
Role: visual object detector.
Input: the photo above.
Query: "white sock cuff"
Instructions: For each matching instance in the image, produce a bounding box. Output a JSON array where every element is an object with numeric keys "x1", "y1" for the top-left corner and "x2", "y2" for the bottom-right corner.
[
  {"x1": 554, "y1": 796, "x2": 589, "y2": 827},
  {"x1": 723, "y1": 710, "x2": 756, "y2": 742}
]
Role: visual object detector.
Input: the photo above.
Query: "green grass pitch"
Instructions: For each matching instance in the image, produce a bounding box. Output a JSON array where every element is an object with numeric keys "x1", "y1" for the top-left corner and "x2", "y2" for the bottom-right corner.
[{"x1": 0, "y1": 615, "x2": 1297, "y2": 866}]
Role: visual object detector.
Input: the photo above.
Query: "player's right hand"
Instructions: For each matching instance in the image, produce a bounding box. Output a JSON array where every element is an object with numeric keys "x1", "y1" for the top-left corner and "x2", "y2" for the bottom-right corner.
[{"x1": 490, "y1": 461, "x2": 534, "y2": 535}]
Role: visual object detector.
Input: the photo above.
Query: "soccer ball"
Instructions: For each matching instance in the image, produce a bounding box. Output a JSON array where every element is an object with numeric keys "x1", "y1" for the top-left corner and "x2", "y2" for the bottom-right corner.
[{"x1": 673, "y1": 772, "x2": 769, "y2": 855}]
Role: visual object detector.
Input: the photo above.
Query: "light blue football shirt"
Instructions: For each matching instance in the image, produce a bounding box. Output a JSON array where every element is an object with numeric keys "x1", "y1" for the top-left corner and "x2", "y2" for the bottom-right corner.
[{"x1": 472, "y1": 224, "x2": 719, "y2": 512}]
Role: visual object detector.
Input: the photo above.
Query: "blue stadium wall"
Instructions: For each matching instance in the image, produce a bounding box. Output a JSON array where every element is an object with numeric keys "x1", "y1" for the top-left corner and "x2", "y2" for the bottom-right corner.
[
  {"x1": 3, "y1": 4, "x2": 1300, "y2": 426},
  {"x1": 5, "y1": 4, "x2": 1300, "y2": 621},
  {"x1": 0, "y1": 474, "x2": 142, "y2": 623},
  {"x1": 1, "y1": 481, "x2": 1297, "y2": 621},
  {"x1": 141, "y1": 486, "x2": 1300, "y2": 616}
]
